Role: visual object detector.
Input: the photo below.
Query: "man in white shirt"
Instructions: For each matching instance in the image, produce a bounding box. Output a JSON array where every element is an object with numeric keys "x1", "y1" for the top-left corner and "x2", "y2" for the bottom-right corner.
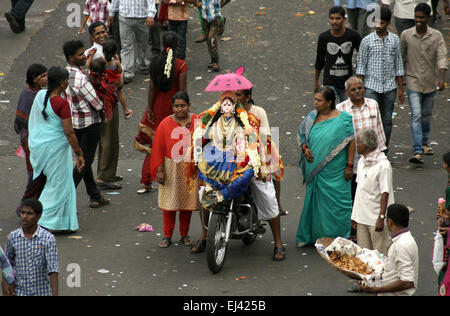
[
  {"x1": 360, "y1": 203, "x2": 419, "y2": 296},
  {"x1": 351, "y1": 129, "x2": 394, "y2": 255},
  {"x1": 381, "y1": 0, "x2": 433, "y2": 35},
  {"x1": 84, "y1": 21, "x2": 109, "y2": 60}
]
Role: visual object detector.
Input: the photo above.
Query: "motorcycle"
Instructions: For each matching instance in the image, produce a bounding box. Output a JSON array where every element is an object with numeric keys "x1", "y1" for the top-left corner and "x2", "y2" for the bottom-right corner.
[{"x1": 201, "y1": 191, "x2": 266, "y2": 273}]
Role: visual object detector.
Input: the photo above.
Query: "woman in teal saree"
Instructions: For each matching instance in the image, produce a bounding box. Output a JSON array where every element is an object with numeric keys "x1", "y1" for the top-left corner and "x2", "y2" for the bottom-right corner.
[
  {"x1": 28, "y1": 67, "x2": 85, "y2": 232},
  {"x1": 296, "y1": 87, "x2": 355, "y2": 247}
]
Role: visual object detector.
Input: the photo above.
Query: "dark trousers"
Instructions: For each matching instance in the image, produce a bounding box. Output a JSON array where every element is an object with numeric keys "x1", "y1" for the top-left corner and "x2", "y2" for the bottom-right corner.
[
  {"x1": 109, "y1": 13, "x2": 121, "y2": 53},
  {"x1": 149, "y1": 3, "x2": 161, "y2": 58},
  {"x1": 168, "y1": 20, "x2": 187, "y2": 60},
  {"x1": 394, "y1": 17, "x2": 415, "y2": 36},
  {"x1": 73, "y1": 123, "x2": 102, "y2": 202},
  {"x1": 365, "y1": 88, "x2": 397, "y2": 148},
  {"x1": 16, "y1": 129, "x2": 46, "y2": 214},
  {"x1": 10, "y1": 0, "x2": 34, "y2": 29}
]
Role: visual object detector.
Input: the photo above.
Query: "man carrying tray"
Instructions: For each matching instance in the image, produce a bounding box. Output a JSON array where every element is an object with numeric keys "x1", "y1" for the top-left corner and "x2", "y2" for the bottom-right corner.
[{"x1": 359, "y1": 203, "x2": 419, "y2": 296}]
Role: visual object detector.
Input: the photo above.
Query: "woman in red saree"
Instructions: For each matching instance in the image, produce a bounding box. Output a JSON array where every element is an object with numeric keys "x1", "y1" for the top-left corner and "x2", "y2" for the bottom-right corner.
[
  {"x1": 150, "y1": 91, "x2": 199, "y2": 248},
  {"x1": 134, "y1": 31, "x2": 188, "y2": 193}
]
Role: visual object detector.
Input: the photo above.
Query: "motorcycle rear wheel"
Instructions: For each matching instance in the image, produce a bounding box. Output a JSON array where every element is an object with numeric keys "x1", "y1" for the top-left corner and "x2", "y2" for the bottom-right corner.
[{"x1": 206, "y1": 213, "x2": 228, "y2": 273}]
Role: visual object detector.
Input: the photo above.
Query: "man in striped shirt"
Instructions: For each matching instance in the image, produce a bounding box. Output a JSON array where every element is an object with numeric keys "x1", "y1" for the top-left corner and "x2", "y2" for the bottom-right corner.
[
  {"x1": 109, "y1": 0, "x2": 157, "y2": 83},
  {"x1": 63, "y1": 40, "x2": 109, "y2": 208}
]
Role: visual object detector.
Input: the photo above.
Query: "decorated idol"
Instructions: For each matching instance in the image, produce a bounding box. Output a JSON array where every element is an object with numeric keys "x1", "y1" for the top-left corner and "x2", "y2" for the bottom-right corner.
[{"x1": 187, "y1": 90, "x2": 260, "y2": 210}]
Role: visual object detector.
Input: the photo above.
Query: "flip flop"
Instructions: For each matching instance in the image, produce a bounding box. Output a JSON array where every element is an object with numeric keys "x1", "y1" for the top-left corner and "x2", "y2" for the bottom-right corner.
[{"x1": 273, "y1": 246, "x2": 286, "y2": 261}]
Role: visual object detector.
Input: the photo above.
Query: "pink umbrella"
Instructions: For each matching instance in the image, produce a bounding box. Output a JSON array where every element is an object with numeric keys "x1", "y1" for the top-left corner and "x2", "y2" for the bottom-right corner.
[{"x1": 204, "y1": 66, "x2": 253, "y2": 92}]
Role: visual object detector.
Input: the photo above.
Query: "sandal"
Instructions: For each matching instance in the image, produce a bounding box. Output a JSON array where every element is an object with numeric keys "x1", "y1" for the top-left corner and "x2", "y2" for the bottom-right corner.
[
  {"x1": 89, "y1": 196, "x2": 110, "y2": 208},
  {"x1": 423, "y1": 145, "x2": 434, "y2": 155},
  {"x1": 180, "y1": 235, "x2": 194, "y2": 246},
  {"x1": 190, "y1": 239, "x2": 206, "y2": 254},
  {"x1": 273, "y1": 246, "x2": 286, "y2": 261},
  {"x1": 159, "y1": 237, "x2": 172, "y2": 248}
]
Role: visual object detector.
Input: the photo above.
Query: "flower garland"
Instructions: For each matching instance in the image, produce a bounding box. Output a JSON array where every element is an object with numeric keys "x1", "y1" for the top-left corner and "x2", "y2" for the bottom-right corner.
[
  {"x1": 164, "y1": 48, "x2": 173, "y2": 79},
  {"x1": 193, "y1": 99, "x2": 261, "y2": 175}
]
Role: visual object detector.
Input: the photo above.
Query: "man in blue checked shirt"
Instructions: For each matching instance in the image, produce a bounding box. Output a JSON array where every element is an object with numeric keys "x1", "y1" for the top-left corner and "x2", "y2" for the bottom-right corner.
[
  {"x1": 5, "y1": 198, "x2": 59, "y2": 296},
  {"x1": 356, "y1": 6, "x2": 405, "y2": 150},
  {"x1": 334, "y1": 0, "x2": 378, "y2": 37}
]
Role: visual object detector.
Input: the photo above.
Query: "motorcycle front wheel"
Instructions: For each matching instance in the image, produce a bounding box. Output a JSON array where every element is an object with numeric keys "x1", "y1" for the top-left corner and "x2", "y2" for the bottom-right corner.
[{"x1": 206, "y1": 212, "x2": 228, "y2": 273}]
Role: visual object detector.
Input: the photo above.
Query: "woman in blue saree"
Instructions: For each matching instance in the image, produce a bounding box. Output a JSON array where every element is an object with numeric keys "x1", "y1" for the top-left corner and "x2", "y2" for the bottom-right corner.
[
  {"x1": 28, "y1": 66, "x2": 85, "y2": 233},
  {"x1": 296, "y1": 87, "x2": 355, "y2": 247}
]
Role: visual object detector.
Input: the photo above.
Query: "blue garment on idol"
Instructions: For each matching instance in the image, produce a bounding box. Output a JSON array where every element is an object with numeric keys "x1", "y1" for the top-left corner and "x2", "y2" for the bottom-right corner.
[
  {"x1": 28, "y1": 90, "x2": 79, "y2": 232},
  {"x1": 198, "y1": 142, "x2": 254, "y2": 200}
]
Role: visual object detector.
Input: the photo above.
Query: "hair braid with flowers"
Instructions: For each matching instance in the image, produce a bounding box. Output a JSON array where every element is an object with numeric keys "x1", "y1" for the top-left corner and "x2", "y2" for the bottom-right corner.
[{"x1": 150, "y1": 31, "x2": 178, "y2": 91}]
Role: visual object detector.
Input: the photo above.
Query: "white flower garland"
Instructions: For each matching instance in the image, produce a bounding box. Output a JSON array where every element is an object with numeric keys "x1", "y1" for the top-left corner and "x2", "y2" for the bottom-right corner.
[{"x1": 164, "y1": 48, "x2": 173, "y2": 79}]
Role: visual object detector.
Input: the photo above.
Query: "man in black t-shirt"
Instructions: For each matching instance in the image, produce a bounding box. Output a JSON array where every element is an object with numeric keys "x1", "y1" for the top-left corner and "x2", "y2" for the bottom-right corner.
[{"x1": 314, "y1": 6, "x2": 362, "y2": 103}]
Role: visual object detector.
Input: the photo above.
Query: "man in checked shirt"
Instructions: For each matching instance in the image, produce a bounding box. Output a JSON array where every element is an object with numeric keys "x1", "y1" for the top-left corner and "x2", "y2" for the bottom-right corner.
[
  {"x1": 5, "y1": 199, "x2": 59, "y2": 296},
  {"x1": 63, "y1": 40, "x2": 109, "y2": 209},
  {"x1": 356, "y1": 6, "x2": 405, "y2": 150},
  {"x1": 337, "y1": 76, "x2": 387, "y2": 243},
  {"x1": 337, "y1": 76, "x2": 387, "y2": 202}
]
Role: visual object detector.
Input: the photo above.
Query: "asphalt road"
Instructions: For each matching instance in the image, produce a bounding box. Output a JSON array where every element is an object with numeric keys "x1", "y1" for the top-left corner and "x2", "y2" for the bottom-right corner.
[{"x1": 0, "y1": 0, "x2": 449, "y2": 297}]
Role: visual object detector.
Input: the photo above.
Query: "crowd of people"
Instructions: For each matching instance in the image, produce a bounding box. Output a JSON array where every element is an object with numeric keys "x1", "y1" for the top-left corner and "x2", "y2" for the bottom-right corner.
[{"x1": 1, "y1": 0, "x2": 449, "y2": 297}]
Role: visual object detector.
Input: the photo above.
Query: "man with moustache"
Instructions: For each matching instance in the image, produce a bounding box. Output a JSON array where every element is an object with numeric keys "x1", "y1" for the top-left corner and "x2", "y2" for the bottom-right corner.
[
  {"x1": 84, "y1": 21, "x2": 123, "y2": 191},
  {"x1": 400, "y1": 3, "x2": 447, "y2": 164},
  {"x1": 314, "y1": 6, "x2": 361, "y2": 103},
  {"x1": 336, "y1": 77, "x2": 387, "y2": 201},
  {"x1": 85, "y1": 21, "x2": 109, "y2": 59}
]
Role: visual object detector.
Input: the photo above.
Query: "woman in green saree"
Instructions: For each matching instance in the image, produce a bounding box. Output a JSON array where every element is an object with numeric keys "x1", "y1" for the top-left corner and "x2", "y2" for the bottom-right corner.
[{"x1": 296, "y1": 87, "x2": 355, "y2": 247}]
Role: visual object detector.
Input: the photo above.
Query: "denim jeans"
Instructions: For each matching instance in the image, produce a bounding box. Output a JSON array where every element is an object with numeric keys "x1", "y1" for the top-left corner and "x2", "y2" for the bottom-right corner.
[
  {"x1": 407, "y1": 90, "x2": 436, "y2": 154},
  {"x1": 365, "y1": 88, "x2": 397, "y2": 147},
  {"x1": 325, "y1": 85, "x2": 348, "y2": 103},
  {"x1": 168, "y1": 20, "x2": 187, "y2": 60}
]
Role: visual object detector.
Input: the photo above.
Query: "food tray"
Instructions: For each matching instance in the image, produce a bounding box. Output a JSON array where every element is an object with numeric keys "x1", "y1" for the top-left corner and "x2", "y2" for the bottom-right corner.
[{"x1": 315, "y1": 237, "x2": 365, "y2": 280}]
